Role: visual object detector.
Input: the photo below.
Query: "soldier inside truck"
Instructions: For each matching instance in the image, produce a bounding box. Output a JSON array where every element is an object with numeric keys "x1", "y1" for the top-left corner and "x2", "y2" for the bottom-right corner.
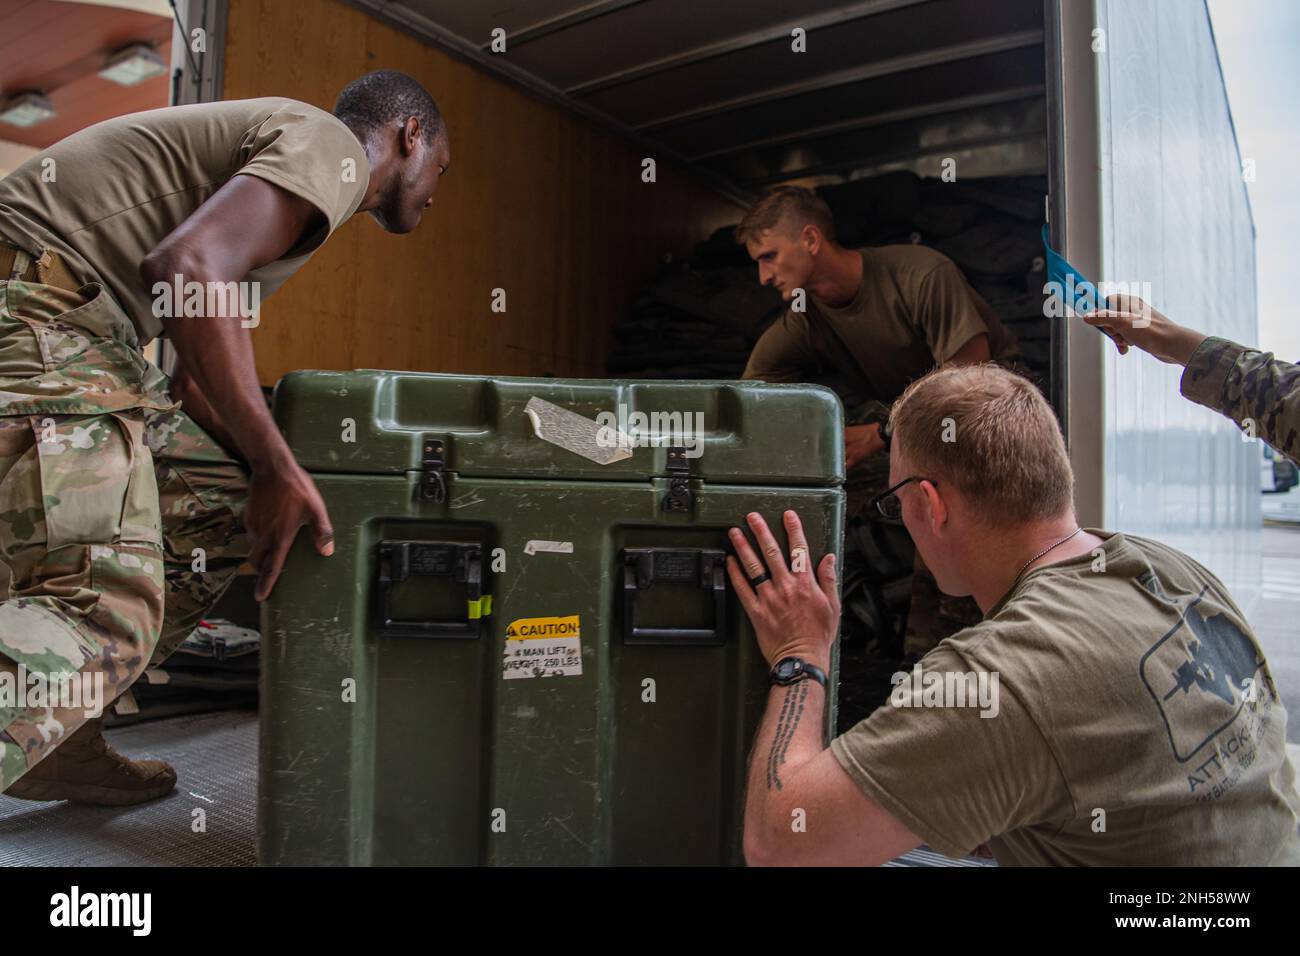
[
  {"x1": 737, "y1": 185, "x2": 1022, "y2": 667},
  {"x1": 728, "y1": 361, "x2": 1300, "y2": 867}
]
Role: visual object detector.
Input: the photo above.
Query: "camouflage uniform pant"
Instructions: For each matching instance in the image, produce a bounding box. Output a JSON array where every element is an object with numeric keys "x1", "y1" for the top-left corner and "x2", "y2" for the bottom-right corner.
[
  {"x1": 843, "y1": 400, "x2": 982, "y2": 662},
  {"x1": 904, "y1": 551, "x2": 982, "y2": 659},
  {"x1": 0, "y1": 263, "x2": 249, "y2": 789}
]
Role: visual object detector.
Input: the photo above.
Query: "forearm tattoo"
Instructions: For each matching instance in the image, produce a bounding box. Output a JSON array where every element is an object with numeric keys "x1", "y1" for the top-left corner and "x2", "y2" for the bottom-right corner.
[{"x1": 766, "y1": 682, "x2": 810, "y2": 791}]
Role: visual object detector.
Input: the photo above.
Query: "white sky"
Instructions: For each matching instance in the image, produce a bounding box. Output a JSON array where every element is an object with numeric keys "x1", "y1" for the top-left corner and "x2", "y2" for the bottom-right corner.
[{"x1": 1207, "y1": 0, "x2": 1300, "y2": 358}]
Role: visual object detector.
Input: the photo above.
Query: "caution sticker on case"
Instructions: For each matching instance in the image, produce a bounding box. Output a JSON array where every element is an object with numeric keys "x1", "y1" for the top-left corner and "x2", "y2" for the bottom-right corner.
[{"x1": 502, "y1": 615, "x2": 583, "y2": 680}]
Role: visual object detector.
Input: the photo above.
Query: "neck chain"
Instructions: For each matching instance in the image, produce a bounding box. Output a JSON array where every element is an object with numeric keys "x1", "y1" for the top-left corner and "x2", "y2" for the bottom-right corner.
[{"x1": 1015, "y1": 527, "x2": 1083, "y2": 581}]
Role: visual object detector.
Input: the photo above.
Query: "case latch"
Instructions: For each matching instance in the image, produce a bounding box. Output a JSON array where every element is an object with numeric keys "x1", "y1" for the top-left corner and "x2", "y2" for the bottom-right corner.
[
  {"x1": 420, "y1": 438, "x2": 447, "y2": 503},
  {"x1": 662, "y1": 445, "x2": 693, "y2": 512}
]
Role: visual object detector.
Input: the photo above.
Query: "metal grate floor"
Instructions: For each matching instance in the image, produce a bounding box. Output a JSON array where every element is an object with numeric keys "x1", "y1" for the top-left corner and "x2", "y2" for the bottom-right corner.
[
  {"x1": 887, "y1": 846, "x2": 997, "y2": 867},
  {"x1": 0, "y1": 708, "x2": 993, "y2": 867},
  {"x1": 0, "y1": 710, "x2": 258, "y2": 867}
]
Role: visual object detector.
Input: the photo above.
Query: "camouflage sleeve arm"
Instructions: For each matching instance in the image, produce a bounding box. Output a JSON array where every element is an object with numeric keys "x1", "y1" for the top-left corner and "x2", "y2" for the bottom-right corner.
[{"x1": 1180, "y1": 336, "x2": 1300, "y2": 463}]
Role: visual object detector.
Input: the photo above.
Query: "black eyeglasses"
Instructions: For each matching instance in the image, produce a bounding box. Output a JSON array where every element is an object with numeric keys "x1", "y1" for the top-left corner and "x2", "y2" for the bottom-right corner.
[{"x1": 871, "y1": 476, "x2": 936, "y2": 519}]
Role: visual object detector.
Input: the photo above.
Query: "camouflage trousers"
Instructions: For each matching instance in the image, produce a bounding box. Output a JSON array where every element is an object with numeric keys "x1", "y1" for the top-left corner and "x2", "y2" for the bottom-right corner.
[
  {"x1": 844, "y1": 448, "x2": 982, "y2": 662},
  {"x1": 0, "y1": 264, "x2": 249, "y2": 789},
  {"x1": 904, "y1": 552, "x2": 983, "y2": 659}
]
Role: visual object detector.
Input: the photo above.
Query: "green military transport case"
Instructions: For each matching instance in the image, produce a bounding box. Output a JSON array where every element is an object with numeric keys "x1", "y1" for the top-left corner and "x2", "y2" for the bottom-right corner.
[{"x1": 259, "y1": 371, "x2": 844, "y2": 866}]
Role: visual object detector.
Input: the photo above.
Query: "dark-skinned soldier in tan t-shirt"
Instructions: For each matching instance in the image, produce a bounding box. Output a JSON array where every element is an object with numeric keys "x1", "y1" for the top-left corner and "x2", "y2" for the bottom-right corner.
[
  {"x1": 0, "y1": 70, "x2": 450, "y2": 804},
  {"x1": 738, "y1": 186, "x2": 1019, "y2": 663}
]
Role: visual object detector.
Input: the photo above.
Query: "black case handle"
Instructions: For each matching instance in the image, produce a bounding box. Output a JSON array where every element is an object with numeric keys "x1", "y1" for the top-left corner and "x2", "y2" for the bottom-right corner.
[
  {"x1": 375, "y1": 540, "x2": 483, "y2": 638},
  {"x1": 621, "y1": 548, "x2": 727, "y2": 645}
]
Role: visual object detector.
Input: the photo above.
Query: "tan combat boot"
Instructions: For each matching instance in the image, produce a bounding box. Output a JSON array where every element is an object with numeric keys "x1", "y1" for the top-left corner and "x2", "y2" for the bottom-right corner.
[{"x1": 2, "y1": 717, "x2": 177, "y2": 805}]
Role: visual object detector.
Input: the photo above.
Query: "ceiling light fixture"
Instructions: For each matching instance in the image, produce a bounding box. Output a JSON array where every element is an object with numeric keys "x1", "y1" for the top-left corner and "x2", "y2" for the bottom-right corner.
[
  {"x1": 99, "y1": 43, "x2": 167, "y2": 86},
  {"x1": 0, "y1": 91, "x2": 56, "y2": 128}
]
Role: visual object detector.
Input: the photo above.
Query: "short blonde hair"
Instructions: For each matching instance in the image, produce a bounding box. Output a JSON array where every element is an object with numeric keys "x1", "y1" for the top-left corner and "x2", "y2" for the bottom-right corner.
[
  {"x1": 735, "y1": 186, "x2": 836, "y2": 246},
  {"x1": 889, "y1": 364, "x2": 1074, "y2": 527}
]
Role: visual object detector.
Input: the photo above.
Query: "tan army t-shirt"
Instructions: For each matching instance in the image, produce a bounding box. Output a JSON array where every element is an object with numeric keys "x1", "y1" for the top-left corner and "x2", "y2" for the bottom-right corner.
[
  {"x1": 743, "y1": 245, "x2": 1018, "y2": 402},
  {"x1": 831, "y1": 530, "x2": 1300, "y2": 866},
  {"x1": 0, "y1": 97, "x2": 369, "y2": 345}
]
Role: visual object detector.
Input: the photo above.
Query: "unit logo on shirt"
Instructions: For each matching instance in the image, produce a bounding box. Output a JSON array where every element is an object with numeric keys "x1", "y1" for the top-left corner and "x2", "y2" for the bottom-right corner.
[{"x1": 1139, "y1": 590, "x2": 1264, "y2": 763}]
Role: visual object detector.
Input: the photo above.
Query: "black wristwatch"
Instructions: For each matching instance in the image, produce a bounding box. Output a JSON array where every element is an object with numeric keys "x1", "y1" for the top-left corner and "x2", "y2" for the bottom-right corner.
[
  {"x1": 770, "y1": 656, "x2": 827, "y2": 689},
  {"x1": 878, "y1": 418, "x2": 893, "y2": 452}
]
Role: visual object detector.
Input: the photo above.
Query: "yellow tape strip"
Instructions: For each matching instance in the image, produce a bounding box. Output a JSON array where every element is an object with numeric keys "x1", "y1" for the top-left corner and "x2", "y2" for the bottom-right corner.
[{"x1": 467, "y1": 595, "x2": 493, "y2": 619}]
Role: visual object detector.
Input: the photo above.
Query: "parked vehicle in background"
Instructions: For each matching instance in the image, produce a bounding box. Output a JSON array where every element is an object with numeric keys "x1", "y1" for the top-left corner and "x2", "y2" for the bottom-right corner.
[
  {"x1": 1262, "y1": 444, "x2": 1299, "y2": 495},
  {"x1": 1263, "y1": 485, "x2": 1300, "y2": 524},
  {"x1": 1263, "y1": 445, "x2": 1300, "y2": 523}
]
